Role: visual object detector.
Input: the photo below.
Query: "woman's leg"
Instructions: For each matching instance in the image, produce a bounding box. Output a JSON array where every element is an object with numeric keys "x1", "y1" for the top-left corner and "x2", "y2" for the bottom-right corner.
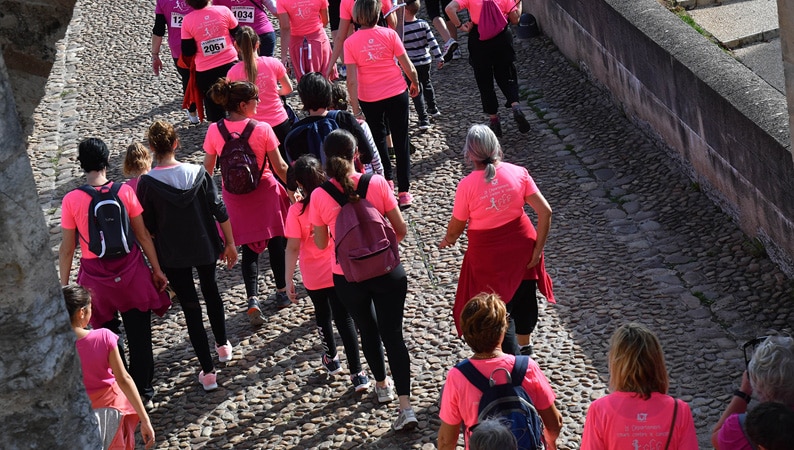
[
  {"x1": 493, "y1": 59, "x2": 520, "y2": 107},
  {"x1": 241, "y1": 244, "x2": 260, "y2": 299},
  {"x1": 119, "y1": 308, "x2": 154, "y2": 401},
  {"x1": 173, "y1": 58, "x2": 196, "y2": 113},
  {"x1": 509, "y1": 279, "x2": 539, "y2": 350},
  {"x1": 305, "y1": 287, "x2": 338, "y2": 358},
  {"x1": 195, "y1": 263, "x2": 228, "y2": 347},
  {"x1": 382, "y1": 92, "x2": 411, "y2": 193},
  {"x1": 333, "y1": 274, "x2": 387, "y2": 382},
  {"x1": 268, "y1": 236, "x2": 287, "y2": 291},
  {"x1": 195, "y1": 62, "x2": 235, "y2": 122},
  {"x1": 359, "y1": 99, "x2": 392, "y2": 182},
  {"x1": 270, "y1": 118, "x2": 293, "y2": 167},
  {"x1": 326, "y1": 287, "x2": 363, "y2": 374},
  {"x1": 258, "y1": 31, "x2": 277, "y2": 57},
  {"x1": 163, "y1": 266, "x2": 214, "y2": 374}
]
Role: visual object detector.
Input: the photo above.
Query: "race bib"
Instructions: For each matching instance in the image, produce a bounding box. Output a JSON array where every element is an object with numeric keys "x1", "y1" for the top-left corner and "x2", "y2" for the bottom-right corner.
[
  {"x1": 170, "y1": 12, "x2": 184, "y2": 28},
  {"x1": 231, "y1": 6, "x2": 256, "y2": 23},
  {"x1": 201, "y1": 36, "x2": 226, "y2": 56}
]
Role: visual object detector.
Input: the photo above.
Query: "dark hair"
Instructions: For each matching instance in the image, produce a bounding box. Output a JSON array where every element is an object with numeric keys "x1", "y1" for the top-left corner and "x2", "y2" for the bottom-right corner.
[
  {"x1": 353, "y1": 0, "x2": 381, "y2": 27},
  {"x1": 62, "y1": 284, "x2": 91, "y2": 320},
  {"x1": 330, "y1": 83, "x2": 349, "y2": 111},
  {"x1": 147, "y1": 120, "x2": 179, "y2": 161},
  {"x1": 77, "y1": 138, "x2": 110, "y2": 172},
  {"x1": 323, "y1": 129, "x2": 359, "y2": 203},
  {"x1": 745, "y1": 402, "x2": 794, "y2": 450},
  {"x1": 185, "y1": 0, "x2": 209, "y2": 9},
  {"x1": 293, "y1": 155, "x2": 327, "y2": 214},
  {"x1": 298, "y1": 72, "x2": 333, "y2": 111},
  {"x1": 405, "y1": 0, "x2": 419, "y2": 15},
  {"x1": 208, "y1": 78, "x2": 259, "y2": 113},
  {"x1": 460, "y1": 293, "x2": 509, "y2": 354},
  {"x1": 236, "y1": 26, "x2": 259, "y2": 83}
]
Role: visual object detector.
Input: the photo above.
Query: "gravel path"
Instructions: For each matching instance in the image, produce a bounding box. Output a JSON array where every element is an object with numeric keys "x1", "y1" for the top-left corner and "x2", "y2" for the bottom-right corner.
[{"x1": 27, "y1": 0, "x2": 794, "y2": 448}]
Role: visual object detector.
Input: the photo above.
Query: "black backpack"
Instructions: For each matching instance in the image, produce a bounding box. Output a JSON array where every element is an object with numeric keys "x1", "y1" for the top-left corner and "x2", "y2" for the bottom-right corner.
[
  {"x1": 455, "y1": 355, "x2": 545, "y2": 450},
  {"x1": 78, "y1": 183, "x2": 136, "y2": 259},
  {"x1": 284, "y1": 110, "x2": 341, "y2": 166},
  {"x1": 217, "y1": 119, "x2": 265, "y2": 195}
]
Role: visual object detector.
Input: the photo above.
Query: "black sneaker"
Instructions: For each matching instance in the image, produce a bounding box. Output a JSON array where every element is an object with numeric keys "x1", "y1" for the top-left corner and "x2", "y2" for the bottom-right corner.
[
  {"x1": 489, "y1": 117, "x2": 503, "y2": 138},
  {"x1": 275, "y1": 291, "x2": 291, "y2": 309},
  {"x1": 247, "y1": 297, "x2": 264, "y2": 326},
  {"x1": 513, "y1": 106, "x2": 531, "y2": 133},
  {"x1": 427, "y1": 108, "x2": 442, "y2": 118},
  {"x1": 519, "y1": 344, "x2": 536, "y2": 358},
  {"x1": 350, "y1": 371, "x2": 371, "y2": 392},
  {"x1": 418, "y1": 119, "x2": 430, "y2": 131},
  {"x1": 322, "y1": 353, "x2": 343, "y2": 375}
]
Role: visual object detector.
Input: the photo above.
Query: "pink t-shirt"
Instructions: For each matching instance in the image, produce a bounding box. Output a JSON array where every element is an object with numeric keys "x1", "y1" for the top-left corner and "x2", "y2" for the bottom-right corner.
[
  {"x1": 203, "y1": 118, "x2": 280, "y2": 185},
  {"x1": 439, "y1": 354, "x2": 556, "y2": 449},
  {"x1": 156, "y1": 0, "x2": 194, "y2": 58},
  {"x1": 227, "y1": 57, "x2": 289, "y2": 126},
  {"x1": 452, "y1": 162, "x2": 539, "y2": 230},
  {"x1": 455, "y1": 0, "x2": 514, "y2": 25},
  {"x1": 717, "y1": 414, "x2": 753, "y2": 450},
  {"x1": 581, "y1": 392, "x2": 699, "y2": 450},
  {"x1": 309, "y1": 173, "x2": 397, "y2": 275},
  {"x1": 214, "y1": 0, "x2": 274, "y2": 34},
  {"x1": 284, "y1": 201, "x2": 334, "y2": 290},
  {"x1": 181, "y1": 5, "x2": 239, "y2": 72},
  {"x1": 61, "y1": 182, "x2": 144, "y2": 259},
  {"x1": 344, "y1": 27, "x2": 407, "y2": 102},
  {"x1": 339, "y1": 0, "x2": 393, "y2": 21},
  {"x1": 75, "y1": 328, "x2": 118, "y2": 394},
  {"x1": 277, "y1": 0, "x2": 327, "y2": 36}
]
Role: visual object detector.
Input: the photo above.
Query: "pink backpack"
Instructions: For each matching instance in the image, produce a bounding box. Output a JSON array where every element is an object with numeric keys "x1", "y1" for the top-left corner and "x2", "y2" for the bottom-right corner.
[
  {"x1": 479, "y1": 0, "x2": 519, "y2": 40},
  {"x1": 321, "y1": 174, "x2": 400, "y2": 282}
]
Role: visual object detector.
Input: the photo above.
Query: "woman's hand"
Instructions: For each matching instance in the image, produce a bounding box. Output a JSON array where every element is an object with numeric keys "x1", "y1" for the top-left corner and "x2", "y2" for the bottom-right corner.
[
  {"x1": 141, "y1": 418, "x2": 156, "y2": 449},
  {"x1": 151, "y1": 269, "x2": 169, "y2": 292},
  {"x1": 409, "y1": 81, "x2": 420, "y2": 98},
  {"x1": 152, "y1": 54, "x2": 162, "y2": 76},
  {"x1": 459, "y1": 21, "x2": 472, "y2": 32},
  {"x1": 439, "y1": 236, "x2": 456, "y2": 249},
  {"x1": 740, "y1": 370, "x2": 753, "y2": 396},
  {"x1": 527, "y1": 247, "x2": 542, "y2": 269},
  {"x1": 286, "y1": 278, "x2": 298, "y2": 303},
  {"x1": 221, "y1": 243, "x2": 238, "y2": 269}
]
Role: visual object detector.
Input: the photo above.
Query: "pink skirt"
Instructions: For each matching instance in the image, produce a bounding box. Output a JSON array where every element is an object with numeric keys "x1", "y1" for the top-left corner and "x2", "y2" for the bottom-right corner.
[
  {"x1": 77, "y1": 246, "x2": 171, "y2": 328},
  {"x1": 289, "y1": 28, "x2": 337, "y2": 81},
  {"x1": 223, "y1": 173, "x2": 289, "y2": 249}
]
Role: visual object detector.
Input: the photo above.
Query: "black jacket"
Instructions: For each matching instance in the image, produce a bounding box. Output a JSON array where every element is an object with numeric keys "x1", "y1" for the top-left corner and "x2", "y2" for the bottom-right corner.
[{"x1": 137, "y1": 166, "x2": 229, "y2": 268}]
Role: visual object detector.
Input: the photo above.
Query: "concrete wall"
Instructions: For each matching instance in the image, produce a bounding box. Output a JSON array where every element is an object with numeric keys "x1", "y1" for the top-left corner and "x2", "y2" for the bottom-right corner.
[{"x1": 530, "y1": 0, "x2": 794, "y2": 275}]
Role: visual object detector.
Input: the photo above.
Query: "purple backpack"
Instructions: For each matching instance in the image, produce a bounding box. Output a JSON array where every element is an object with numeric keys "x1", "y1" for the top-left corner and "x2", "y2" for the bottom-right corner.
[
  {"x1": 321, "y1": 174, "x2": 400, "y2": 282},
  {"x1": 217, "y1": 119, "x2": 264, "y2": 195}
]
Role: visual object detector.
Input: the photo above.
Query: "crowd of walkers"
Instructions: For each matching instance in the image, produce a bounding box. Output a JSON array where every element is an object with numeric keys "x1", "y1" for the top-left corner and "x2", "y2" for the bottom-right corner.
[{"x1": 57, "y1": 0, "x2": 794, "y2": 448}]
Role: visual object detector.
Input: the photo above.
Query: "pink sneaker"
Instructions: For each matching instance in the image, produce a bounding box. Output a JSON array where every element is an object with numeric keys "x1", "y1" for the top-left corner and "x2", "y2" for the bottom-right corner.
[
  {"x1": 198, "y1": 370, "x2": 218, "y2": 391},
  {"x1": 398, "y1": 192, "x2": 413, "y2": 210},
  {"x1": 216, "y1": 341, "x2": 233, "y2": 363}
]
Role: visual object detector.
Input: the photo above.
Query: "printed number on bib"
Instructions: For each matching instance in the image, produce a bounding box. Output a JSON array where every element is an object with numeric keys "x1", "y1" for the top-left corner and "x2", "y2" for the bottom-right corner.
[
  {"x1": 232, "y1": 6, "x2": 255, "y2": 22},
  {"x1": 171, "y1": 12, "x2": 184, "y2": 28},
  {"x1": 201, "y1": 37, "x2": 226, "y2": 56}
]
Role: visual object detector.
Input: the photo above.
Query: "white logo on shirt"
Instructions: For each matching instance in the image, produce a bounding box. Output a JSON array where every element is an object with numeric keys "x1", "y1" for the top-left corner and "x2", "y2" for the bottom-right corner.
[{"x1": 636, "y1": 413, "x2": 647, "y2": 422}]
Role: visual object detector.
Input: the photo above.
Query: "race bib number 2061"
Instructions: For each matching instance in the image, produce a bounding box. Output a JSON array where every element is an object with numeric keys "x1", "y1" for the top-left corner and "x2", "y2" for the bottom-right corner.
[{"x1": 201, "y1": 37, "x2": 227, "y2": 56}]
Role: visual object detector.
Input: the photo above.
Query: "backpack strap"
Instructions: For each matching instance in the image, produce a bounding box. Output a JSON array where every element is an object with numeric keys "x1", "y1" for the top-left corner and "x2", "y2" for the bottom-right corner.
[
  {"x1": 217, "y1": 119, "x2": 232, "y2": 142},
  {"x1": 355, "y1": 173, "x2": 373, "y2": 198},
  {"x1": 240, "y1": 119, "x2": 258, "y2": 141},
  {"x1": 511, "y1": 355, "x2": 530, "y2": 387},
  {"x1": 738, "y1": 413, "x2": 759, "y2": 450},
  {"x1": 664, "y1": 397, "x2": 679, "y2": 450},
  {"x1": 326, "y1": 110, "x2": 340, "y2": 121},
  {"x1": 454, "y1": 359, "x2": 491, "y2": 393},
  {"x1": 320, "y1": 180, "x2": 349, "y2": 207}
]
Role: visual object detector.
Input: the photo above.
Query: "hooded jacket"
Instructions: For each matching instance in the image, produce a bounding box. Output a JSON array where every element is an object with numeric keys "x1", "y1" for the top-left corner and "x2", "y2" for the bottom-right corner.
[{"x1": 137, "y1": 165, "x2": 228, "y2": 268}]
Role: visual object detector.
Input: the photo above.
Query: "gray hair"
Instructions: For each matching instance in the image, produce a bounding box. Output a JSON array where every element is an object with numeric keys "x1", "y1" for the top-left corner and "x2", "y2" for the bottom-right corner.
[
  {"x1": 353, "y1": 0, "x2": 381, "y2": 27},
  {"x1": 463, "y1": 124, "x2": 502, "y2": 183},
  {"x1": 749, "y1": 335, "x2": 794, "y2": 407},
  {"x1": 469, "y1": 418, "x2": 517, "y2": 450}
]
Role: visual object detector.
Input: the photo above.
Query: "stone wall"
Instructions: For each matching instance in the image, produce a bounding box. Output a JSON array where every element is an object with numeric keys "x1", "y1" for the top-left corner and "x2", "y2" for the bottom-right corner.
[{"x1": 529, "y1": 0, "x2": 794, "y2": 275}]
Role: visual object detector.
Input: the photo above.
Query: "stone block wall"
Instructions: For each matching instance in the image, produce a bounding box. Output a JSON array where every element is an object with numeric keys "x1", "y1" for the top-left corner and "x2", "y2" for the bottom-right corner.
[{"x1": 529, "y1": 0, "x2": 794, "y2": 275}]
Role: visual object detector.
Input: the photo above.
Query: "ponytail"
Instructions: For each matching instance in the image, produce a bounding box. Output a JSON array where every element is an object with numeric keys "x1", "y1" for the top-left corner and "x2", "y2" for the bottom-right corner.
[
  {"x1": 236, "y1": 26, "x2": 259, "y2": 84},
  {"x1": 322, "y1": 129, "x2": 359, "y2": 203}
]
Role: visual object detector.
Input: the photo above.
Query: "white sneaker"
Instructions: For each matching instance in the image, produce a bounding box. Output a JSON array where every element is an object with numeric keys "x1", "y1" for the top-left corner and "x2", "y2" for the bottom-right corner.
[
  {"x1": 452, "y1": 48, "x2": 462, "y2": 60},
  {"x1": 375, "y1": 378, "x2": 395, "y2": 403},
  {"x1": 442, "y1": 39, "x2": 459, "y2": 63},
  {"x1": 393, "y1": 408, "x2": 418, "y2": 431},
  {"x1": 186, "y1": 110, "x2": 200, "y2": 124}
]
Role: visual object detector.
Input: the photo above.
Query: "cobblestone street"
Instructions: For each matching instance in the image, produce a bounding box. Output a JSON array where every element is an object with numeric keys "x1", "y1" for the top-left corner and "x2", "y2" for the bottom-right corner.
[{"x1": 27, "y1": 0, "x2": 794, "y2": 448}]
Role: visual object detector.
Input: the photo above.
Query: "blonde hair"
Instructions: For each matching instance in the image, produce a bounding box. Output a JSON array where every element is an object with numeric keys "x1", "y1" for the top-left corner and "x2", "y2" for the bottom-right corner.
[
  {"x1": 460, "y1": 293, "x2": 509, "y2": 354},
  {"x1": 123, "y1": 142, "x2": 152, "y2": 177},
  {"x1": 608, "y1": 323, "x2": 669, "y2": 399}
]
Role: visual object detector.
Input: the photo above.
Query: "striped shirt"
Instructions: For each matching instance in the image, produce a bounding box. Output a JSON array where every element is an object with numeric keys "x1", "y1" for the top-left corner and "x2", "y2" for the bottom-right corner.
[{"x1": 403, "y1": 19, "x2": 442, "y2": 66}]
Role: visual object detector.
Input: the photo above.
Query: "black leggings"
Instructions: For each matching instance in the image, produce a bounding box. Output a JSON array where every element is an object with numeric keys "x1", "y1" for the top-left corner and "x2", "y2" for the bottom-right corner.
[
  {"x1": 195, "y1": 62, "x2": 236, "y2": 122},
  {"x1": 333, "y1": 264, "x2": 411, "y2": 396},
  {"x1": 241, "y1": 237, "x2": 287, "y2": 299},
  {"x1": 306, "y1": 286, "x2": 362, "y2": 374},
  {"x1": 501, "y1": 279, "x2": 539, "y2": 355},
  {"x1": 163, "y1": 264, "x2": 228, "y2": 374},
  {"x1": 102, "y1": 308, "x2": 154, "y2": 400},
  {"x1": 359, "y1": 91, "x2": 411, "y2": 192},
  {"x1": 467, "y1": 25, "x2": 520, "y2": 115}
]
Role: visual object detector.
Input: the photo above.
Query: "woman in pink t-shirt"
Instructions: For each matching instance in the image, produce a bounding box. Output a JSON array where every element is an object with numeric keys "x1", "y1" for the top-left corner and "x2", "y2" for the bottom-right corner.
[
  {"x1": 227, "y1": 26, "x2": 293, "y2": 160},
  {"x1": 581, "y1": 323, "x2": 699, "y2": 450},
  {"x1": 284, "y1": 155, "x2": 367, "y2": 391},
  {"x1": 152, "y1": 0, "x2": 198, "y2": 123},
  {"x1": 344, "y1": 0, "x2": 420, "y2": 209},
  {"x1": 214, "y1": 0, "x2": 278, "y2": 56},
  {"x1": 278, "y1": 0, "x2": 337, "y2": 81},
  {"x1": 204, "y1": 79, "x2": 292, "y2": 323},
  {"x1": 180, "y1": 0, "x2": 240, "y2": 122},
  {"x1": 438, "y1": 293, "x2": 562, "y2": 450},
  {"x1": 439, "y1": 124, "x2": 554, "y2": 356},
  {"x1": 63, "y1": 284, "x2": 155, "y2": 450},
  {"x1": 309, "y1": 129, "x2": 416, "y2": 431}
]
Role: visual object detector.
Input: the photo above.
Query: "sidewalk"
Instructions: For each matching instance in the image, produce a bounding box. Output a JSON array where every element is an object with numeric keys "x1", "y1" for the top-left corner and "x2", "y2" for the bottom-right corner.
[{"x1": 27, "y1": 0, "x2": 794, "y2": 447}]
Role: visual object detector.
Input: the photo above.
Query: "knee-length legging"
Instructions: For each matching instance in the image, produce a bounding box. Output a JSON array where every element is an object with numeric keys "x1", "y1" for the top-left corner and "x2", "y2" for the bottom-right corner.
[
  {"x1": 333, "y1": 264, "x2": 411, "y2": 396},
  {"x1": 306, "y1": 286, "x2": 363, "y2": 374},
  {"x1": 163, "y1": 263, "x2": 228, "y2": 374}
]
